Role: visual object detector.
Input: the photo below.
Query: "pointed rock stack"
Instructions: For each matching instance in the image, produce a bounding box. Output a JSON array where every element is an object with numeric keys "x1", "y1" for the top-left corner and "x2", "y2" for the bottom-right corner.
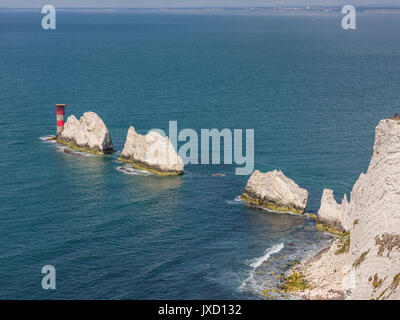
[
  {"x1": 56, "y1": 111, "x2": 114, "y2": 155},
  {"x1": 119, "y1": 126, "x2": 184, "y2": 176}
]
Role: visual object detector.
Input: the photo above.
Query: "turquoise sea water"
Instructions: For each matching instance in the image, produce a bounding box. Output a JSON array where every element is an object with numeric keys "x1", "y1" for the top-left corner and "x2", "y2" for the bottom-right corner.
[{"x1": 0, "y1": 10, "x2": 399, "y2": 299}]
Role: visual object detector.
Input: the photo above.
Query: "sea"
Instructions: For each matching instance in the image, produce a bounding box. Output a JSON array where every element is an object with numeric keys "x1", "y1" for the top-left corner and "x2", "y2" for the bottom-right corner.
[{"x1": 0, "y1": 9, "x2": 399, "y2": 299}]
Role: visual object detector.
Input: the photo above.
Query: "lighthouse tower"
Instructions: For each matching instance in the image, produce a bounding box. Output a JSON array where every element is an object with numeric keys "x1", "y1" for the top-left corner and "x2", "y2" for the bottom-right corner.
[{"x1": 54, "y1": 104, "x2": 67, "y2": 136}]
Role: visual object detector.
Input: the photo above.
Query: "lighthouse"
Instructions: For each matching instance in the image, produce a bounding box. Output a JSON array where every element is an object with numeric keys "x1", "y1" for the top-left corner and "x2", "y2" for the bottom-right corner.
[{"x1": 54, "y1": 104, "x2": 67, "y2": 136}]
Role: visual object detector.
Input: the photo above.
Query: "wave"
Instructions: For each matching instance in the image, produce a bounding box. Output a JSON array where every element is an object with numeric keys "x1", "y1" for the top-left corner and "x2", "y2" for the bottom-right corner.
[
  {"x1": 239, "y1": 242, "x2": 285, "y2": 294},
  {"x1": 249, "y1": 243, "x2": 284, "y2": 269}
]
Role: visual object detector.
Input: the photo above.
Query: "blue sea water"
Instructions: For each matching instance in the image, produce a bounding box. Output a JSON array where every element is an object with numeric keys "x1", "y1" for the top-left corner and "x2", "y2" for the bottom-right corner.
[{"x1": 0, "y1": 10, "x2": 399, "y2": 299}]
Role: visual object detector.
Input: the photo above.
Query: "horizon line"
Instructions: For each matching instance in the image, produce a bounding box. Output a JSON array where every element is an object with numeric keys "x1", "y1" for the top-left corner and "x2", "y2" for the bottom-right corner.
[{"x1": 1, "y1": 5, "x2": 400, "y2": 9}]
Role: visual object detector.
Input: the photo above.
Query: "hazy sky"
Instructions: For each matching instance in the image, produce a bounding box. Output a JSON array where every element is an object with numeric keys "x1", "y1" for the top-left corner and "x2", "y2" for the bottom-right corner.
[{"x1": 1, "y1": 0, "x2": 399, "y2": 8}]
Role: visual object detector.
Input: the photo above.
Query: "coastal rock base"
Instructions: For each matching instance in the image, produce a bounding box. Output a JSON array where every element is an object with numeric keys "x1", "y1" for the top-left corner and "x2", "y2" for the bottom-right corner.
[
  {"x1": 287, "y1": 238, "x2": 350, "y2": 300},
  {"x1": 240, "y1": 193, "x2": 304, "y2": 215},
  {"x1": 56, "y1": 138, "x2": 109, "y2": 155},
  {"x1": 117, "y1": 157, "x2": 183, "y2": 176}
]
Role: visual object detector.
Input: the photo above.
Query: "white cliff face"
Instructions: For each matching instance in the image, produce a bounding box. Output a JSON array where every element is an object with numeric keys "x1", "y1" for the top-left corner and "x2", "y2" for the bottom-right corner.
[
  {"x1": 306, "y1": 118, "x2": 400, "y2": 300},
  {"x1": 347, "y1": 118, "x2": 400, "y2": 300},
  {"x1": 120, "y1": 126, "x2": 184, "y2": 175},
  {"x1": 317, "y1": 189, "x2": 351, "y2": 232},
  {"x1": 59, "y1": 112, "x2": 113, "y2": 154},
  {"x1": 242, "y1": 170, "x2": 309, "y2": 214}
]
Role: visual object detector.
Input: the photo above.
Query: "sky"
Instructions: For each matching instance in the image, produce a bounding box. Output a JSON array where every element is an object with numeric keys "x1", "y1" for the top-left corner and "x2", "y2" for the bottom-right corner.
[{"x1": 1, "y1": 0, "x2": 399, "y2": 8}]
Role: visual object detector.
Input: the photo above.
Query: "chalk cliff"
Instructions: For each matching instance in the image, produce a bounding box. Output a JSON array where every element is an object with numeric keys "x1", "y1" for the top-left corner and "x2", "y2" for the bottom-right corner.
[
  {"x1": 57, "y1": 112, "x2": 114, "y2": 155},
  {"x1": 347, "y1": 117, "x2": 400, "y2": 300},
  {"x1": 241, "y1": 170, "x2": 308, "y2": 215},
  {"x1": 286, "y1": 117, "x2": 400, "y2": 300},
  {"x1": 119, "y1": 126, "x2": 184, "y2": 176}
]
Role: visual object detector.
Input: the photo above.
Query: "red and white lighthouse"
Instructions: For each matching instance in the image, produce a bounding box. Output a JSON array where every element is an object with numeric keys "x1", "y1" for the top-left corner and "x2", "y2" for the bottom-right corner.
[{"x1": 54, "y1": 104, "x2": 67, "y2": 136}]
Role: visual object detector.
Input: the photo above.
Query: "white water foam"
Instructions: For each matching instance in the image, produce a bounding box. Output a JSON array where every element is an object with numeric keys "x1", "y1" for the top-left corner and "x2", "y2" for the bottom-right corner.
[
  {"x1": 239, "y1": 242, "x2": 285, "y2": 293},
  {"x1": 226, "y1": 196, "x2": 244, "y2": 205},
  {"x1": 249, "y1": 243, "x2": 285, "y2": 269},
  {"x1": 116, "y1": 165, "x2": 152, "y2": 176},
  {"x1": 40, "y1": 136, "x2": 93, "y2": 157},
  {"x1": 39, "y1": 135, "x2": 55, "y2": 143}
]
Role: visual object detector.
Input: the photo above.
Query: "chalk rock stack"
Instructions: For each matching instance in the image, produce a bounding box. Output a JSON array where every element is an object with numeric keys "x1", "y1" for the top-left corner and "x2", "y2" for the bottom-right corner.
[
  {"x1": 119, "y1": 126, "x2": 184, "y2": 176},
  {"x1": 317, "y1": 189, "x2": 351, "y2": 232},
  {"x1": 57, "y1": 112, "x2": 114, "y2": 154},
  {"x1": 241, "y1": 170, "x2": 309, "y2": 215}
]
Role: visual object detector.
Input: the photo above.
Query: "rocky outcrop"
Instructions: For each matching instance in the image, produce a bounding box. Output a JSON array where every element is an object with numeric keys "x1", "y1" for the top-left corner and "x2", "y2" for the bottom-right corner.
[
  {"x1": 317, "y1": 189, "x2": 351, "y2": 233},
  {"x1": 119, "y1": 126, "x2": 184, "y2": 176},
  {"x1": 56, "y1": 112, "x2": 114, "y2": 155},
  {"x1": 288, "y1": 117, "x2": 400, "y2": 300},
  {"x1": 241, "y1": 170, "x2": 309, "y2": 215}
]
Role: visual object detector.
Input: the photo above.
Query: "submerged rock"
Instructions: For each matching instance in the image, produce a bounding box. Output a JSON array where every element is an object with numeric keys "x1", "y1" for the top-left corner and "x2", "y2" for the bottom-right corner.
[
  {"x1": 241, "y1": 170, "x2": 309, "y2": 215},
  {"x1": 119, "y1": 126, "x2": 184, "y2": 176},
  {"x1": 317, "y1": 189, "x2": 350, "y2": 233},
  {"x1": 56, "y1": 112, "x2": 114, "y2": 155}
]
